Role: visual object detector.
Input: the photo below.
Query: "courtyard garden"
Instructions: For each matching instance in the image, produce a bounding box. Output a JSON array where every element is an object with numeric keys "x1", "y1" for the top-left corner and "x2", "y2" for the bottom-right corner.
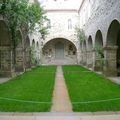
[
  {"x1": 0, "y1": 65, "x2": 120, "y2": 112},
  {"x1": 0, "y1": 66, "x2": 56, "y2": 112},
  {"x1": 63, "y1": 65, "x2": 120, "y2": 112}
]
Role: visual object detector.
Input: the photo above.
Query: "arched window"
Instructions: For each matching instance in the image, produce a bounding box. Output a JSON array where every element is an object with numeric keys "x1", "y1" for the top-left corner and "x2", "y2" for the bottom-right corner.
[
  {"x1": 47, "y1": 19, "x2": 51, "y2": 29},
  {"x1": 68, "y1": 19, "x2": 72, "y2": 29}
]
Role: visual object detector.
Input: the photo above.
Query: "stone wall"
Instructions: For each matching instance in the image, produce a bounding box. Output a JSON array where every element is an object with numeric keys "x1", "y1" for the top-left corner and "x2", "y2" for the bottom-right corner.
[
  {"x1": 82, "y1": 0, "x2": 120, "y2": 46},
  {"x1": 44, "y1": 11, "x2": 79, "y2": 50},
  {"x1": 79, "y1": 0, "x2": 120, "y2": 76}
]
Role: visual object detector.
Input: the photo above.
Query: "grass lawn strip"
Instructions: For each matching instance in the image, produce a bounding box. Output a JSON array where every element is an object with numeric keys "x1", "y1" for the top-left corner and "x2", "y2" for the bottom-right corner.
[
  {"x1": 63, "y1": 65, "x2": 120, "y2": 112},
  {"x1": 0, "y1": 66, "x2": 56, "y2": 112}
]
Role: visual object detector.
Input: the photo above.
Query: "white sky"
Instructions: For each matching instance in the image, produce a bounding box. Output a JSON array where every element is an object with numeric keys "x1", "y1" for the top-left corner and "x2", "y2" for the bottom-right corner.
[{"x1": 38, "y1": 0, "x2": 83, "y2": 10}]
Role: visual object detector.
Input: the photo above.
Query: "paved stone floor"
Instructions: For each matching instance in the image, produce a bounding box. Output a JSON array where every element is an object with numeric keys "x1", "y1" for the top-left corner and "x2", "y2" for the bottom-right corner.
[
  {"x1": 0, "y1": 77, "x2": 11, "y2": 84},
  {"x1": 109, "y1": 77, "x2": 120, "y2": 84},
  {"x1": 51, "y1": 66, "x2": 72, "y2": 112},
  {"x1": 0, "y1": 112, "x2": 120, "y2": 120}
]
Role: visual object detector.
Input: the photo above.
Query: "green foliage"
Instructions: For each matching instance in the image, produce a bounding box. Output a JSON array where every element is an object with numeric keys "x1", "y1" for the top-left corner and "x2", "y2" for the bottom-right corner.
[
  {"x1": 0, "y1": 0, "x2": 48, "y2": 64},
  {"x1": 39, "y1": 26, "x2": 48, "y2": 40},
  {"x1": 95, "y1": 45, "x2": 104, "y2": 58},
  {"x1": 0, "y1": 0, "x2": 48, "y2": 45},
  {"x1": 75, "y1": 27, "x2": 87, "y2": 43}
]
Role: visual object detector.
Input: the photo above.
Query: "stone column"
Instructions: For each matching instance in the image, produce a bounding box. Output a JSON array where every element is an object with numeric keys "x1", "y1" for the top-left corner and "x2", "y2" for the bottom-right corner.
[
  {"x1": 103, "y1": 46, "x2": 118, "y2": 76},
  {"x1": 87, "y1": 50, "x2": 93, "y2": 68},
  {"x1": 15, "y1": 47, "x2": 25, "y2": 72},
  {"x1": 83, "y1": 51, "x2": 87, "y2": 66},
  {"x1": 0, "y1": 47, "x2": 15, "y2": 77},
  {"x1": 93, "y1": 49, "x2": 103, "y2": 71},
  {"x1": 80, "y1": 51, "x2": 83, "y2": 65}
]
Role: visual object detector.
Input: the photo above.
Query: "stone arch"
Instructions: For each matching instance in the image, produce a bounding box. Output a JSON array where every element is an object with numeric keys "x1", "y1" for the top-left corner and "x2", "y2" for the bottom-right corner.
[
  {"x1": 82, "y1": 40, "x2": 87, "y2": 65},
  {"x1": 15, "y1": 30, "x2": 24, "y2": 72},
  {"x1": 32, "y1": 39, "x2": 35, "y2": 48},
  {"x1": 94, "y1": 30, "x2": 104, "y2": 71},
  {"x1": 0, "y1": 20, "x2": 11, "y2": 46},
  {"x1": 0, "y1": 20, "x2": 11, "y2": 76},
  {"x1": 25, "y1": 36, "x2": 30, "y2": 49},
  {"x1": 82, "y1": 40, "x2": 87, "y2": 51},
  {"x1": 45, "y1": 36, "x2": 77, "y2": 50},
  {"x1": 87, "y1": 36, "x2": 93, "y2": 68},
  {"x1": 88, "y1": 36, "x2": 93, "y2": 51},
  {"x1": 31, "y1": 39, "x2": 36, "y2": 66},
  {"x1": 25, "y1": 36, "x2": 31, "y2": 69},
  {"x1": 36, "y1": 41, "x2": 39, "y2": 49},
  {"x1": 105, "y1": 20, "x2": 120, "y2": 76},
  {"x1": 107, "y1": 20, "x2": 120, "y2": 46},
  {"x1": 95, "y1": 30, "x2": 103, "y2": 47},
  {"x1": 16, "y1": 30, "x2": 23, "y2": 47},
  {"x1": 36, "y1": 41, "x2": 40, "y2": 64},
  {"x1": 42, "y1": 38, "x2": 77, "y2": 65}
]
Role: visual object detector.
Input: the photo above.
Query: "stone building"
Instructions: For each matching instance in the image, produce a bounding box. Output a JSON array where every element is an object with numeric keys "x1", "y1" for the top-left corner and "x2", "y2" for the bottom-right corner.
[
  {"x1": 39, "y1": 0, "x2": 120, "y2": 77},
  {"x1": 40, "y1": 0, "x2": 80, "y2": 65},
  {"x1": 0, "y1": 0, "x2": 120, "y2": 77},
  {"x1": 78, "y1": 0, "x2": 120, "y2": 76},
  {"x1": 0, "y1": 0, "x2": 41, "y2": 77}
]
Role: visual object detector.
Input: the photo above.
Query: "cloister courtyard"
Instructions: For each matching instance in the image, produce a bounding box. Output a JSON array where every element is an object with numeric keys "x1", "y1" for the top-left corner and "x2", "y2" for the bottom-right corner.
[{"x1": 0, "y1": 0, "x2": 120, "y2": 120}]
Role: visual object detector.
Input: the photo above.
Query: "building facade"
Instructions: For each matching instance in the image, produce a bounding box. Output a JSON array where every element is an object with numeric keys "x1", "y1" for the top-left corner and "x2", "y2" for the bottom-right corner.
[{"x1": 40, "y1": 0, "x2": 120, "y2": 77}]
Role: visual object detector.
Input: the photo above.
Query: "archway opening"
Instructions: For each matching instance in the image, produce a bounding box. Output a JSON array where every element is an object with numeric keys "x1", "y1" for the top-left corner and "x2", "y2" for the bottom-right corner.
[
  {"x1": 25, "y1": 36, "x2": 31, "y2": 69},
  {"x1": 0, "y1": 20, "x2": 11, "y2": 76},
  {"x1": 15, "y1": 30, "x2": 24, "y2": 72},
  {"x1": 87, "y1": 36, "x2": 93, "y2": 68},
  {"x1": 88, "y1": 36, "x2": 93, "y2": 51},
  {"x1": 55, "y1": 42, "x2": 64, "y2": 59},
  {"x1": 94, "y1": 30, "x2": 103, "y2": 71},
  {"x1": 107, "y1": 20, "x2": 120, "y2": 76},
  {"x1": 31, "y1": 39, "x2": 36, "y2": 66},
  {"x1": 82, "y1": 41, "x2": 87, "y2": 65},
  {"x1": 42, "y1": 38, "x2": 77, "y2": 65}
]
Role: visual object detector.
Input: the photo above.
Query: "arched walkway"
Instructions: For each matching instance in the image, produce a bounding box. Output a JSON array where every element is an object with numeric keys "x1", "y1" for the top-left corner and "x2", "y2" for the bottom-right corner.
[
  {"x1": 0, "y1": 20, "x2": 11, "y2": 76},
  {"x1": 15, "y1": 30, "x2": 24, "y2": 72},
  {"x1": 87, "y1": 36, "x2": 93, "y2": 68},
  {"x1": 82, "y1": 40, "x2": 87, "y2": 65},
  {"x1": 31, "y1": 39, "x2": 36, "y2": 66},
  {"x1": 36, "y1": 41, "x2": 40, "y2": 64},
  {"x1": 94, "y1": 30, "x2": 103, "y2": 71},
  {"x1": 24, "y1": 36, "x2": 31, "y2": 69},
  {"x1": 105, "y1": 20, "x2": 120, "y2": 76},
  {"x1": 42, "y1": 38, "x2": 77, "y2": 65}
]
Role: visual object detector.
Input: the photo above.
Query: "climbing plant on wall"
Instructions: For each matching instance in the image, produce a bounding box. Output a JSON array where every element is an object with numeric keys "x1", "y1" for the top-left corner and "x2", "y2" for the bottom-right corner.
[{"x1": 75, "y1": 27, "x2": 87, "y2": 43}]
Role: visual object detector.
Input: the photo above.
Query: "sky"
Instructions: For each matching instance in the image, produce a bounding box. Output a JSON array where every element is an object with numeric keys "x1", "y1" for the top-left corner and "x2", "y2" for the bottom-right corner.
[{"x1": 38, "y1": 0, "x2": 83, "y2": 10}]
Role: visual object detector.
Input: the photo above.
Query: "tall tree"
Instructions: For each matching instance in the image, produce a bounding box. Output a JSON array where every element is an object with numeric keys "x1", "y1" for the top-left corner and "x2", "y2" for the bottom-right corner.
[{"x1": 0, "y1": 0, "x2": 48, "y2": 65}]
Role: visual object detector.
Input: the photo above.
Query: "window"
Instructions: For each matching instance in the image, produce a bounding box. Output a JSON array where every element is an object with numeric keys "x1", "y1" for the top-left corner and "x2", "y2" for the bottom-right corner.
[
  {"x1": 68, "y1": 19, "x2": 72, "y2": 29},
  {"x1": 47, "y1": 19, "x2": 51, "y2": 29}
]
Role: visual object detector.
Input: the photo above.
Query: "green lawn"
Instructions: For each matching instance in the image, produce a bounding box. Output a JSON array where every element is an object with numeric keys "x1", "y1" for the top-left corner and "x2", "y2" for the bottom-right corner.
[
  {"x1": 0, "y1": 66, "x2": 56, "y2": 112},
  {"x1": 63, "y1": 65, "x2": 120, "y2": 112}
]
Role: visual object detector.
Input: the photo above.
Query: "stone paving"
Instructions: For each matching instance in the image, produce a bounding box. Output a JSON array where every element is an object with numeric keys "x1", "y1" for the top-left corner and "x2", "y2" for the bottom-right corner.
[
  {"x1": 51, "y1": 66, "x2": 72, "y2": 112},
  {"x1": 108, "y1": 77, "x2": 120, "y2": 85},
  {"x1": 0, "y1": 112, "x2": 120, "y2": 120},
  {"x1": 0, "y1": 77, "x2": 11, "y2": 84}
]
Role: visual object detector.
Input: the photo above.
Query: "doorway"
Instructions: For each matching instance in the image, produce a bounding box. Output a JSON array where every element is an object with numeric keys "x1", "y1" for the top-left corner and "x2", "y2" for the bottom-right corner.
[{"x1": 55, "y1": 42, "x2": 64, "y2": 59}]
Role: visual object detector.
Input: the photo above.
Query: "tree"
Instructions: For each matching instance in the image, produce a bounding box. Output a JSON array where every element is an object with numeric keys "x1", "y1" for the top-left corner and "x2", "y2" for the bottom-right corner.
[{"x1": 0, "y1": 0, "x2": 48, "y2": 66}]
